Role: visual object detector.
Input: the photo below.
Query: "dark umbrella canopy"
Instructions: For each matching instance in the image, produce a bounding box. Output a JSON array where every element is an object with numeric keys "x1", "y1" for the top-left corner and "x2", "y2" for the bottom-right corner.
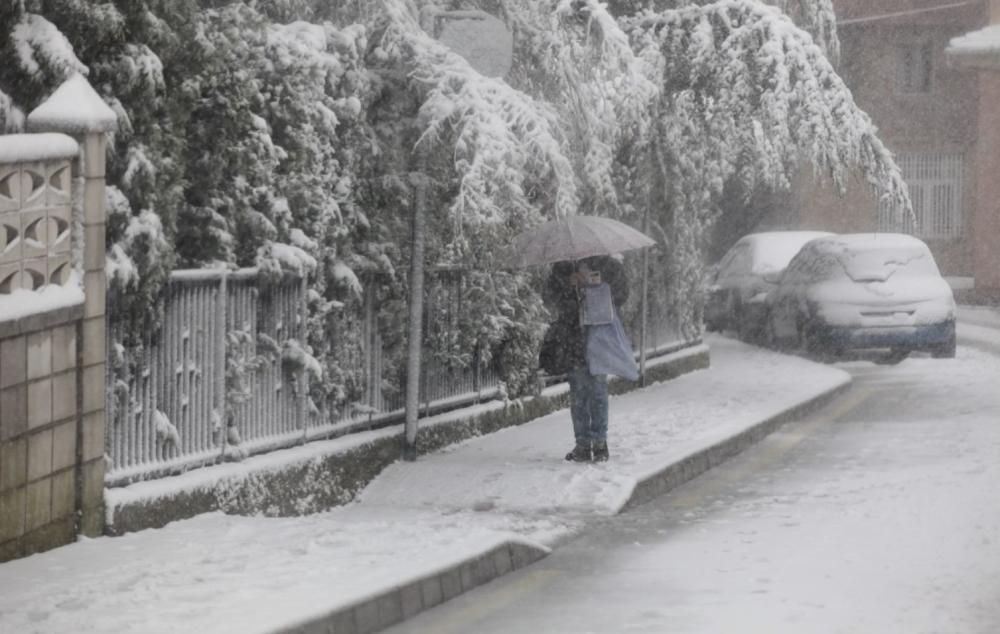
[{"x1": 502, "y1": 215, "x2": 656, "y2": 267}]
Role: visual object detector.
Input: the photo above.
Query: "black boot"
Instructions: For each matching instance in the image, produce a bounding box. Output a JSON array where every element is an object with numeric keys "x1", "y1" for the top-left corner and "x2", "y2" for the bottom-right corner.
[
  {"x1": 565, "y1": 442, "x2": 592, "y2": 462},
  {"x1": 592, "y1": 441, "x2": 609, "y2": 462}
]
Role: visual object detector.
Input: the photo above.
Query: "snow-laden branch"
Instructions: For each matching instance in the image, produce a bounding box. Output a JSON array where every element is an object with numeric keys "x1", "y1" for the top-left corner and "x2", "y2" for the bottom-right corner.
[
  {"x1": 650, "y1": 0, "x2": 840, "y2": 65},
  {"x1": 12, "y1": 14, "x2": 87, "y2": 80},
  {"x1": 381, "y1": 0, "x2": 578, "y2": 222},
  {"x1": 504, "y1": 0, "x2": 657, "y2": 215},
  {"x1": 0, "y1": 89, "x2": 25, "y2": 133},
  {"x1": 762, "y1": 0, "x2": 839, "y2": 65},
  {"x1": 628, "y1": 0, "x2": 910, "y2": 221}
]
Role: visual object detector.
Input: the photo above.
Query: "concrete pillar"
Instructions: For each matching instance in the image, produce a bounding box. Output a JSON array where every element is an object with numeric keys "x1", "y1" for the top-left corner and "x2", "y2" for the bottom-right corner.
[
  {"x1": 27, "y1": 74, "x2": 117, "y2": 537},
  {"x1": 946, "y1": 8, "x2": 1000, "y2": 298},
  {"x1": 973, "y1": 72, "x2": 1000, "y2": 294}
]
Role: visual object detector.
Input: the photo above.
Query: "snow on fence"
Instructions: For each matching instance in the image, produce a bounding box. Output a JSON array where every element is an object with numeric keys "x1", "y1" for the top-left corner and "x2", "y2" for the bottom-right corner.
[
  {"x1": 105, "y1": 268, "x2": 504, "y2": 485},
  {"x1": 105, "y1": 269, "x2": 311, "y2": 484},
  {"x1": 105, "y1": 267, "x2": 686, "y2": 485}
]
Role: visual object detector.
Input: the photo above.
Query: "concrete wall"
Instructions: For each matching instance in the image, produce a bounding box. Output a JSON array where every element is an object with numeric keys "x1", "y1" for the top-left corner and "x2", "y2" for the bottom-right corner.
[
  {"x1": 0, "y1": 304, "x2": 93, "y2": 561},
  {"x1": 0, "y1": 78, "x2": 112, "y2": 562}
]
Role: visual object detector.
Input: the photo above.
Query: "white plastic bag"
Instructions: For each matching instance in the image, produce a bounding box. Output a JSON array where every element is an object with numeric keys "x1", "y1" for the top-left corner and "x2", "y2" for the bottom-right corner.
[{"x1": 580, "y1": 282, "x2": 614, "y2": 325}]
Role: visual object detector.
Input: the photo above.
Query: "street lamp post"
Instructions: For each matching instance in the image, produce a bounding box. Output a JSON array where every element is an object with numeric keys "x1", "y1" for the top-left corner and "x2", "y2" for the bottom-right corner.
[
  {"x1": 403, "y1": 166, "x2": 427, "y2": 461},
  {"x1": 403, "y1": 8, "x2": 513, "y2": 461}
]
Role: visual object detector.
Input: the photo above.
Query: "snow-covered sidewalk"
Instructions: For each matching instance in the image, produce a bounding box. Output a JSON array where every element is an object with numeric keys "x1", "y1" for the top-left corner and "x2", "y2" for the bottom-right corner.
[{"x1": 0, "y1": 338, "x2": 849, "y2": 634}]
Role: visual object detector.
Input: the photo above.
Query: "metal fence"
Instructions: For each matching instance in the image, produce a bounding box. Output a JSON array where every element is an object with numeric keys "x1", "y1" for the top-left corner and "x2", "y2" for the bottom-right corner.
[
  {"x1": 106, "y1": 270, "x2": 311, "y2": 484},
  {"x1": 106, "y1": 267, "x2": 688, "y2": 486},
  {"x1": 878, "y1": 152, "x2": 965, "y2": 239},
  {"x1": 105, "y1": 268, "x2": 507, "y2": 485}
]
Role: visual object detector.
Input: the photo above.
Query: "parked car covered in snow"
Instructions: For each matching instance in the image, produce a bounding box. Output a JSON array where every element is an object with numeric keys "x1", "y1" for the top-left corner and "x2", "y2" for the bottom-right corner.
[
  {"x1": 705, "y1": 230, "x2": 833, "y2": 339},
  {"x1": 765, "y1": 233, "x2": 956, "y2": 359}
]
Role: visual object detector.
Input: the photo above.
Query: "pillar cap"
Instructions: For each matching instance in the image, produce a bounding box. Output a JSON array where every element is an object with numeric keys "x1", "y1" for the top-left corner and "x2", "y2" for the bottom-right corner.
[{"x1": 27, "y1": 74, "x2": 118, "y2": 135}]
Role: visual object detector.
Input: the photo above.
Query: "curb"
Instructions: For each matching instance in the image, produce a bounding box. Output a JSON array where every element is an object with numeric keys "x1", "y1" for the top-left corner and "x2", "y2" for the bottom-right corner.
[
  {"x1": 622, "y1": 377, "x2": 853, "y2": 511},
  {"x1": 280, "y1": 541, "x2": 549, "y2": 634},
  {"x1": 282, "y1": 372, "x2": 851, "y2": 634}
]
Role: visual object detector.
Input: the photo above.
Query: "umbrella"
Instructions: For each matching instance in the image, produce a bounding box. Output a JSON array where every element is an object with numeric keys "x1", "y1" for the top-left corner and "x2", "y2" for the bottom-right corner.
[{"x1": 502, "y1": 214, "x2": 656, "y2": 268}]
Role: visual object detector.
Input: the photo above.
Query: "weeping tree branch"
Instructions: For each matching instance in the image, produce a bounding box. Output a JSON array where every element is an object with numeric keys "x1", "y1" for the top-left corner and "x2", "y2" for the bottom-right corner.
[
  {"x1": 627, "y1": 0, "x2": 910, "y2": 222},
  {"x1": 381, "y1": 0, "x2": 579, "y2": 224}
]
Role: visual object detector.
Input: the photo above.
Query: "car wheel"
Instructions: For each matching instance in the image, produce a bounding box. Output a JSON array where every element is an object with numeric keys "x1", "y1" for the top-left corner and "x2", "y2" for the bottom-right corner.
[
  {"x1": 732, "y1": 301, "x2": 747, "y2": 340},
  {"x1": 930, "y1": 337, "x2": 956, "y2": 359},
  {"x1": 799, "y1": 321, "x2": 832, "y2": 361},
  {"x1": 765, "y1": 312, "x2": 786, "y2": 350},
  {"x1": 736, "y1": 304, "x2": 759, "y2": 343},
  {"x1": 875, "y1": 348, "x2": 910, "y2": 365}
]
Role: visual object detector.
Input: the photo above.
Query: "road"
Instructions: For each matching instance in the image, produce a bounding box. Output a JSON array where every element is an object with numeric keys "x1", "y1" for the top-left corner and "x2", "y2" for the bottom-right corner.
[{"x1": 386, "y1": 314, "x2": 1000, "y2": 634}]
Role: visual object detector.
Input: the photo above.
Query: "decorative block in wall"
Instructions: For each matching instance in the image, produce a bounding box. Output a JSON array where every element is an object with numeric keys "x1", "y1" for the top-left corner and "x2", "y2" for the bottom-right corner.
[
  {"x1": 0, "y1": 212, "x2": 20, "y2": 264},
  {"x1": 0, "y1": 160, "x2": 74, "y2": 295}
]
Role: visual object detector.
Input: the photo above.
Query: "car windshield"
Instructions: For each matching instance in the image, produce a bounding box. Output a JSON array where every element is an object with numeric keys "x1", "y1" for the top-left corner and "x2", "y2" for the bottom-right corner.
[
  {"x1": 835, "y1": 245, "x2": 939, "y2": 282},
  {"x1": 797, "y1": 241, "x2": 940, "y2": 284}
]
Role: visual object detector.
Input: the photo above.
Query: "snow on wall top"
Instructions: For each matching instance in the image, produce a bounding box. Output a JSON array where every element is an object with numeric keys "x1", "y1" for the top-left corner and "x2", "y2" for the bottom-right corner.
[
  {"x1": 0, "y1": 274, "x2": 84, "y2": 324},
  {"x1": 948, "y1": 24, "x2": 1000, "y2": 54},
  {"x1": 0, "y1": 133, "x2": 78, "y2": 165},
  {"x1": 27, "y1": 74, "x2": 117, "y2": 134}
]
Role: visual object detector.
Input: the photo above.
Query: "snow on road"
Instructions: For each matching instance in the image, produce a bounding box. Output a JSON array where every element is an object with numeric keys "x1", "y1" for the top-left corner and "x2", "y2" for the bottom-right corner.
[
  {"x1": 388, "y1": 335, "x2": 1000, "y2": 634},
  {"x1": 650, "y1": 348, "x2": 1000, "y2": 634},
  {"x1": 0, "y1": 338, "x2": 846, "y2": 634},
  {"x1": 361, "y1": 339, "x2": 847, "y2": 517}
]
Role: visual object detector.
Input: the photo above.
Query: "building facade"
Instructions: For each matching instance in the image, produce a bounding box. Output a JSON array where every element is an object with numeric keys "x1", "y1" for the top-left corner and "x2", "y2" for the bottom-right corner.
[{"x1": 792, "y1": 0, "x2": 995, "y2": 298}]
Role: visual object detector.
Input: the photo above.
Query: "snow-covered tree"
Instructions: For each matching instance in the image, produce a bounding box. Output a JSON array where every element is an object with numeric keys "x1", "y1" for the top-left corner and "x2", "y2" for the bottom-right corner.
[
  {"x1": 379, "y1": 0, "x2": 906, "y2": 343},
  {"x1": 605, "y1": 0, "x2": 839, "y2": 64},
  {"x1": 617, "y1": 0, "x2": 907, "y2": 335},
  {"x1": 0, "y1": 0, "x2": 911, "y2": 408}
]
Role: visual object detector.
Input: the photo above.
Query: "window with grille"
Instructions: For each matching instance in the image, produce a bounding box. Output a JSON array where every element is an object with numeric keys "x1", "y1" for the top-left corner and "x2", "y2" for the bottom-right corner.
[
  {"x1": 879, "y1": 153, "x2": 964, "y2": 239},
  {"x1": 897, "y1": 42, "x2": 933, "y2": 93}
]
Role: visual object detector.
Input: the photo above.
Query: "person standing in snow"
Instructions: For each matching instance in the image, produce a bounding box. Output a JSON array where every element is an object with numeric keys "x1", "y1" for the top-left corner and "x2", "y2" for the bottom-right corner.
[{"x1": 540, "y1": 256, "x2": 629, "y2": 462}]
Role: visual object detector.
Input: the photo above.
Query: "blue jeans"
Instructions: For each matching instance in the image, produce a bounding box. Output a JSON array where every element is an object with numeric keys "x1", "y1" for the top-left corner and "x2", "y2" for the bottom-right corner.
[{"x1": 567, "y1": 367, "x2": 609, "y2": 445}]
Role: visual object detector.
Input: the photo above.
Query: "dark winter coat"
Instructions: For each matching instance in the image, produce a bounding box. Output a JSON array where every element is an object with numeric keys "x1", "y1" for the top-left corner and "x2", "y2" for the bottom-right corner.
[{"x1": 538, "y1": 256, "x2": 628, "y2": 375}]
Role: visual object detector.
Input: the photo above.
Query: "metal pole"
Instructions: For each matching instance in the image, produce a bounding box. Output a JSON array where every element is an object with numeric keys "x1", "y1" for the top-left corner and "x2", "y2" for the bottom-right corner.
[
  {"x1": 403, "y1": 168, "x2": 427, "y2": 461},
  {"x1": 217, "y1": 273, "x2": 228, "y2": 459},
  {"x1": 297, "y1": 275, "x2": 308, "y2": 444},
  {"x1": 639, "y1": 206, "x2": 650, "y2": 385}
]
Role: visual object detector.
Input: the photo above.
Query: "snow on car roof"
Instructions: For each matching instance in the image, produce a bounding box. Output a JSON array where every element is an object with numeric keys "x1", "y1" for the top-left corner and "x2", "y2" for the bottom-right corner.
[
  {"x1": 800, "y1": 233, "x2": 940, "y2": 281},
  {"x1": 738, "y1": 231, "x2": 834, "y2": 273},
  {"x1": 805, "y1": 233, "x2": 931, "y2": 253}
]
